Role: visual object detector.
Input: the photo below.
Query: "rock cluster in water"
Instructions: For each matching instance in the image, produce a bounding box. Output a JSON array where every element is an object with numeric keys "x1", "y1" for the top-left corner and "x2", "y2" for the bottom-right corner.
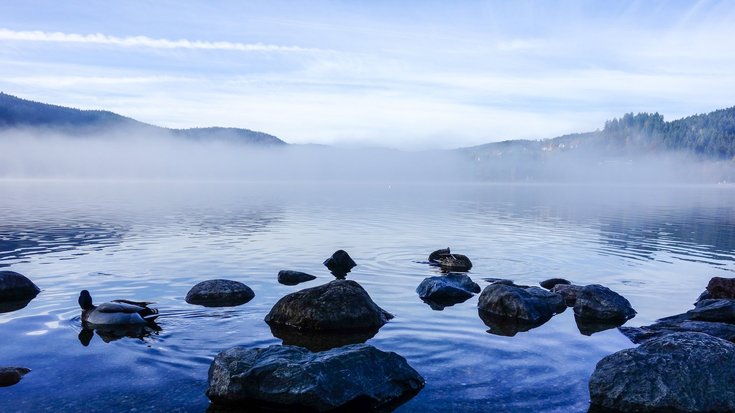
[
  {"x1": 185, "y1": 279, "x2": 254, "y2": 307},
  {"x1": 207, "y1": 344, "x2": 425, "y2": 412}
]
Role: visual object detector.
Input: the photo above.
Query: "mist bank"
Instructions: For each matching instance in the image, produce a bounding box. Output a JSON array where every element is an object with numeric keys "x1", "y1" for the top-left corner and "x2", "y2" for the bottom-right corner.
[{"x1": 2, "y1": 128, "x2": 734, "y2": 184}]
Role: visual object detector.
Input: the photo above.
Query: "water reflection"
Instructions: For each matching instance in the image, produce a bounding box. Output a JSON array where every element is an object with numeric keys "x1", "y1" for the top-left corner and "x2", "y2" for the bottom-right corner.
[
  {"x1": 77, "y1": 322, "x2": 161, "y2": 346},
  {"x1": 574, "y1": 316, "x2": 627, "y2": 336},
  {"x1": 420, "y1": 296, "x2": 472, "y2": 311},
  {"x1": 268, "y1": 324, "x2": 379, "y2": 352},
  {"x1": 0, "y1": 297, "x2": 36, "y2": 314},
  {"x1": 478, "y1": 309, "x2": 560, "y2": 337}
]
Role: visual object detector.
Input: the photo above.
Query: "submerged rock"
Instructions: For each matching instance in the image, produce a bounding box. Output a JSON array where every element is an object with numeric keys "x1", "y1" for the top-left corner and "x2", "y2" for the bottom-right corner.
[
  {"x1": 0, "y1": 271, "x2": 40, "y2": 301},
  {"x1": 477, "y1": 283, "x2": 565, "y2": 324},
  {"x1": 0, "y1": 367, "x2": 30, "y2": 387},
  {"x1": 589, "y1": 332, "x2": 735, "y2": 412},
  {"x1": 539, "y1": 278, "x2": 570, "y2": 290},
  {"x1": 185, "y1": 279, "x2": 255, "y2": 307},
  {"x1": 207, "y1": 344, "x2": 425, "y2": 412},
  {"x1": 264, "y1": 279, "x2": 393, "y2": 332},
  {"x1": 620, "y1": 317, "x2": 735, "y2": 344},
  {"x1": 573, "y1": 284, "x2": 635, "y2": 323},
  {"x1": 323, "y1": 249, "x2": 357, "y2": 277},
  {"x1": 707, "y1": 277, "x2": 735, "y2": 299},
  {"x1": 277, "y1": 270, "x2": 317, "y2": 286}
]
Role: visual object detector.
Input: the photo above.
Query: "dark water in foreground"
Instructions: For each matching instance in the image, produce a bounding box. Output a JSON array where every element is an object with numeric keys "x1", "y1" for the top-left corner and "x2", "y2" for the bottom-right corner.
[{"x1": 2, "y1": 181, "x2": 735, "y2": 412}]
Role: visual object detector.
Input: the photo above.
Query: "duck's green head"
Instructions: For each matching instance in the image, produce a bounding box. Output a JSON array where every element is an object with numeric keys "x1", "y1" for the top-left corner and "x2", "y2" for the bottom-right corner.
[{"x1": 78, "y1": 290, "x2": 94, "y2": 310}]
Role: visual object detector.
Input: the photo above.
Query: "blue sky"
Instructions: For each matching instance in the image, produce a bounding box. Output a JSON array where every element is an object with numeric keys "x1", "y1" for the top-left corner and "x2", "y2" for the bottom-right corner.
[{"x1": 0, "y1": 1, "x2": 733, "y2": 149}]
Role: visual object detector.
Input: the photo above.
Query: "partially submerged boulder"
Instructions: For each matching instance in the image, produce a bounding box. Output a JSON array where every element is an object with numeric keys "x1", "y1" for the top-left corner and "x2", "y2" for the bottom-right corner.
[
  {"x1": 0, "y1": 271, "x2": 40, "y2": 301},
  {"x1": 416, "y1": 273, "x2": 480, "y2": 302},
  {"x1": 687, "y1": 298, "x2": 735, "y2": 323},
  {"x1": 620, "y1": 317, "x2": 735, "y2": 344},
  {"x1": 477, "y1": 283, "x2": 565, "y2": 324},
  {"x1": 0, "y1": 367, "x2": 30, "y2": 387},
  {"x1": 552, "y1": 284, "x2": 584, "y2": 306},
  {"x1": 573, "y1": 284, "x2": 636, "y2": 323},
  {"x1": 264, "y1": 280, "x2": 393, "y2": 332},
  {"x1": 589, "y1": 332, "x2": 735, "y2": 412},
  {"x1": 185, "y1": 279, "x2": 254, "y2": 307},
  {"x1": 323, "y1": 250, "x2": 357, "y2": 277},
  {"x1": 539, "y1": 278, "x2": 570, "y2": 290},
  {"x1": 207, "y1": 344, "x2": 425, "y2": 412},
  {"x1": 278, "y1": 270, "x2": 317, "y2": 286},
  {"x1": 707, "y1": 276, "x2": 735, "y2": 299}
]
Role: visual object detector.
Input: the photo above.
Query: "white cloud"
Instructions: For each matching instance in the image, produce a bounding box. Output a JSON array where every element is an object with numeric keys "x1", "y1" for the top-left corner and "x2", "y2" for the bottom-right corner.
[{"x1": 0, "y1": 28, "x2": 323, "y2": 53}]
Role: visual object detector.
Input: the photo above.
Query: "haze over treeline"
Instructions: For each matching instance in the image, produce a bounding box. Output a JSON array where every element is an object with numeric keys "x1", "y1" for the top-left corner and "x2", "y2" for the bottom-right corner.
[{"x1": 1, "y1": 93, "x2": 734, "y2": 183}]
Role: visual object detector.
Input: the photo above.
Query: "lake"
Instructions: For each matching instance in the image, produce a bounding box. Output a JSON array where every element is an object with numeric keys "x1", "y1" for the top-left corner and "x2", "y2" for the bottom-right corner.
[{"x1": 1, "y1": 181, "x2": 734, "y2": 412}]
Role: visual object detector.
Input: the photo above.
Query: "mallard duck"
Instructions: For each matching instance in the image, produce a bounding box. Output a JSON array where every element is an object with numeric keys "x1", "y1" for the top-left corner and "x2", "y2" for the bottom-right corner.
[{"x1": 78, "y1": 290, "x2": 159, "y2": 325}]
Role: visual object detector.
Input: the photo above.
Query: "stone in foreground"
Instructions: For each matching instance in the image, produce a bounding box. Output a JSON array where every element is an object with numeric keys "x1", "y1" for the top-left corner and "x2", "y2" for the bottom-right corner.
[
  {"x1": 0, "y1": 367, "x2": 30, "y2": 387},
  {"x1": 278, "y1": 270, "x2": 317, "y2": 286},
  {"x1": 207, "y1": 344, "x2": 425, "y2": 412},
  {"x1": 0, "y1": 271, "x2": 40, "y2": 301},
  {"x1": 589, "y1": 332, "x2": 735, "y2": 412},
  {"x1": 185, "y1": 279, "x2": 255, "y2": 307},
  {"x1": 264, "y1": 279, "x2": 393, "y2": 331},
  {"x1": 573, "y1": 284, "x2": 636, "y2": 323},
  {"x1": 706, "y1": 276, "x2": 735, "y2": 299},
  {"x1": 477, "y1": 283, "x2": 565, "y2": 324}
]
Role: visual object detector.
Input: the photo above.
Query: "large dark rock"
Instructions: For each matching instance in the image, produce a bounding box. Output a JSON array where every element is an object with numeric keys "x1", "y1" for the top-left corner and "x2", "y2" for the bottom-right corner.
[
  {"x1": 573, "y1": 284, "x2": 635, "y2": 323},
  {"x1": 207, "y1": 344, "x2": 425, "y2": 412},
  {"x1": 539, "y1": 278, "x2": 570, "y2": 290},
  {"x1": 0, "y1": 271, "x2": 40, "y2": 301},
  {"x1": 264, "y1": 280, "x2": 393, "y2": 332},
  {"x1": 278, "y1": 270, "x2": 317, "y2": 286},
  {"x1": 323, "y1": 250, "x2": 357, "y2": 277},
  {"x1": 0, "y1": 367, "x2": 30, "y2": 387},
  {"x1": 185, "y1": 279, "x2": 255, "y2": 307},
  {"x1": 589, "y1": 332, "x2": 735, "y2": 412},
  {"x1": 707, "y1": 276, "x2": 735, "y2": 299},
  {"x1": 477, "y1": 283, "x2": 565, "y2": 324}
]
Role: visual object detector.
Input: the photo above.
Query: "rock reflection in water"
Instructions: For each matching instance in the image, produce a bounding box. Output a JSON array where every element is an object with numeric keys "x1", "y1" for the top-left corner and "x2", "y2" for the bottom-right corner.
[
  {"x1": 420, "y1": 296, "x2": 472, "y2": 311},
  {"x1": 78, "y1": 322, "x2": 161, "y2": 346},
  {"x1": 478, "y1": 309, "x2": 558, "y2": 337},
  {"x1": 268, "y1": 324, "x2": 379, "y2": 352},
  {"x1": 0, "y1": 297, "x2": 35, "y2": 314},
  {"x1": 574, "y1": 316, "x2": 626, "y2": 336}
]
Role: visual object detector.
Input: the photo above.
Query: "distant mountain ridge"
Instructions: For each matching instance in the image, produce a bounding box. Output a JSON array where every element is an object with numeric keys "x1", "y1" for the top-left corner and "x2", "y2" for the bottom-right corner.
[{"x1": 0, "y1": 92, "x2": 286, "y2": 146}]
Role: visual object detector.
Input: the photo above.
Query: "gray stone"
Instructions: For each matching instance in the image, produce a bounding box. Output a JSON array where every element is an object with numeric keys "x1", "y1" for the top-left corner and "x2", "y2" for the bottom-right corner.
[
  {"x1": 0, "y1": 271, "x2": 40, "y2": 301},
  {"x1": 264, "y1": 280, "x2": 393, "y2": 332},
  {"x1": 573, "y1": 284, "x2": 636, "y2": 323},
  {"x1": 539, "y1": 278, "x2": 571, "y2": 290},
  {"x1": 278, "y1": 270, "x2": 317, "y2": 286},
  {"x1": 185, "y1": 279, "x2": 254, "y2": 307},
  {"x1": 0, "y1": 367, "x2": 30, "y2": 387},
  {"x1": 477, "y1": 283, "x2": 565, "y2": 324},
  {"x1": 589, "y1": 332, "x2": 735, "y2": 412},
  {"x1": 207, "y1": 344, "x2": 425, "y2": 411}
]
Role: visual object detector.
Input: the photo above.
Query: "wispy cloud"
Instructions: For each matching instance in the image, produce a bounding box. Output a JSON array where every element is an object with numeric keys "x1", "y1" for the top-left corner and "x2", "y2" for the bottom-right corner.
[{"x1": 0, "y1": 28, "x2": 323, "y2": 53}]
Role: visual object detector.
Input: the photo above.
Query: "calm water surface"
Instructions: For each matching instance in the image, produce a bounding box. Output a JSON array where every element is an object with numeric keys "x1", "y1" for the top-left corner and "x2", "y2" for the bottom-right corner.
[{"x1": 2, "y1": 181, "x2": 735, "y2": 412}]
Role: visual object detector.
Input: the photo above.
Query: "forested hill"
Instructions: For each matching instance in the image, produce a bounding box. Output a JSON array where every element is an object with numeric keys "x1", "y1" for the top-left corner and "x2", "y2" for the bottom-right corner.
[
  {"x1": 0, "y1": 92, "x2": 286, "y2": 146},
  {"x1": 462, "y1": 106, "x2": 735, "y2": 161}
]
